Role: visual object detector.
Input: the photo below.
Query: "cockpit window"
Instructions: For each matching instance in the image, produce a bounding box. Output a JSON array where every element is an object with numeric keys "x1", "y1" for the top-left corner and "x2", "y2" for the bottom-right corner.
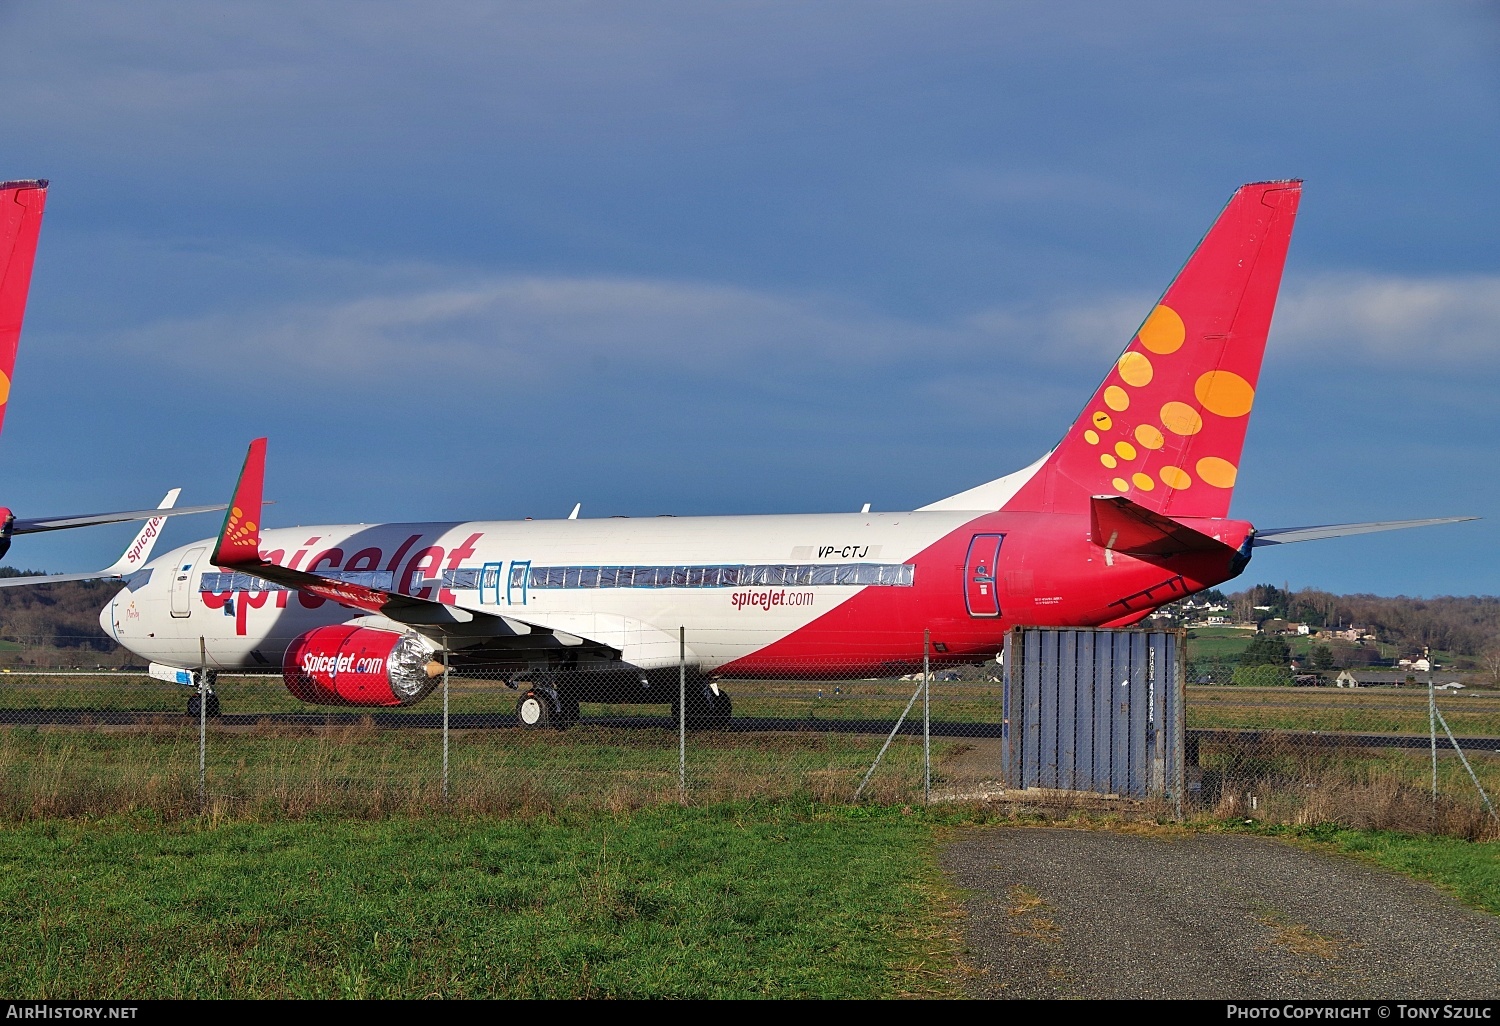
[{"x1": 124, "y1": 569, "x2": 153, "y2": 591}]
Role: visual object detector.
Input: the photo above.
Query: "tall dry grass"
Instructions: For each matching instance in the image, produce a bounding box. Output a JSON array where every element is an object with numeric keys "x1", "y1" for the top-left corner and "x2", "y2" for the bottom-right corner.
[
  {"x1": 0, "y1": 721, "x2": 924, "y2": 822},
  {"x1": 1197, "y1": 736, "x2": 1499, "y2": 841}
]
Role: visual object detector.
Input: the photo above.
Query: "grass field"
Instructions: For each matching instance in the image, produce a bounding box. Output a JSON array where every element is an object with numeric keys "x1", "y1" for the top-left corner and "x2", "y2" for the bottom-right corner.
[
  {"x1": 1, "y1": 673, "x2": 1497, "y2": 835},
  {"x1": 0, "y1": 804, "x2": 965, "y2": 999},
  {"x1": 2, "y1": 673, "x2": 1496, "y2": 735},
  {"x1": 0, "y1": 722, "x2": 966, "y2": 818},
  {"x1": 0, "y1": 805, "x2": 1494, "y2": 998},
  {"x1": 1186, "y1": 685, "x2": 1500, "y2": 735}
]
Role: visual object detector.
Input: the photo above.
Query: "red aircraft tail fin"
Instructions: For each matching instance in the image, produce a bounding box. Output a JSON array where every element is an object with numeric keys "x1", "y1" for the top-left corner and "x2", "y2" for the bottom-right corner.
[
  {"x1": 0, "y1": 180, "x2": 48, "y2": 438},
  {"x1": 1006, "y1": 179, "x2": 1301, "y2": 519}
]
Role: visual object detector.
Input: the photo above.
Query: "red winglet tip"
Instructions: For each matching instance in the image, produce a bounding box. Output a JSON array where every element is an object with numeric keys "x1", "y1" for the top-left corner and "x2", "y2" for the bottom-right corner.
[{"x1": 213, "y1": 438, "x2": 268, "y2": 567}]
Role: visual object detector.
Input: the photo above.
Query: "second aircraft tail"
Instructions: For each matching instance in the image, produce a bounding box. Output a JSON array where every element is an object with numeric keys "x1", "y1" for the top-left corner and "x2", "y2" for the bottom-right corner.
[{"x1": 0, "y1": 179, "x2": 48, "y2": 439}]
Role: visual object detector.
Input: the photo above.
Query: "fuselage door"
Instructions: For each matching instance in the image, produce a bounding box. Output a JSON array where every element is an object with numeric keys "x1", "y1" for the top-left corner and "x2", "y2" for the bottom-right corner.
[
  {"x1": 964, "y1": 534, "x2": 1003, "y2": 618},
  {"x1": 170, "y1": 546, "x2": 206, "y2": 618}
]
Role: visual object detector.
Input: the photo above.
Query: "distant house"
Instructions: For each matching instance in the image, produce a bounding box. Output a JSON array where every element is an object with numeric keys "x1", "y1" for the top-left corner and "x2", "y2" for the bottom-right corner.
[{"x1": 1335, "y1": 669, "x2": 1418, "y2": 688}]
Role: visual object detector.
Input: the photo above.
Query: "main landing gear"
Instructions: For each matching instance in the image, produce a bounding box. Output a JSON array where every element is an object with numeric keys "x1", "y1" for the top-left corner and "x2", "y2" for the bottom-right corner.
[
  {"x1": 511, "y1": 678, "x2": 735, "y2": 731},
  {"x1": 515, "y1": 685, "x2": 579, "y2": 731},
  {"x1": 672, "y1": 681, "x2": 733, "y2": 731}
]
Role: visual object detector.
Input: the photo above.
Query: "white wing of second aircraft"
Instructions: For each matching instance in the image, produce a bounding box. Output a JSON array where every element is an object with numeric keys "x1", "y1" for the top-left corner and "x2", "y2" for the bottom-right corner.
[{"x1": 0, "y1": 489, "x2": 183, "y2": 589}]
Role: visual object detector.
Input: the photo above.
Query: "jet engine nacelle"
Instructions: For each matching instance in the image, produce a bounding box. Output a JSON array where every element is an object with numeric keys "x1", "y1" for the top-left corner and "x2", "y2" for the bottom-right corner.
[{"x1": 283, "y1": 625, "x2": 442, "y2": 707}]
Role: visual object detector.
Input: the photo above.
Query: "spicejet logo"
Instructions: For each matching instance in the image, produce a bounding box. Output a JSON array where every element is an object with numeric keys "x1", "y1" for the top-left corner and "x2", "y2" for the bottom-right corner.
[
  {"x1": 125, "y1": 518, "x2": 164, "y2": 564},
  {"x1": 301, "y1": 653, "x2": 385, "y2": 676},
  {"x1": 223, "y1": 505, "x2": 258, "y2": 550},
  {"x1": 731, "y1": 589, "x2": 814, "y2": 611}
]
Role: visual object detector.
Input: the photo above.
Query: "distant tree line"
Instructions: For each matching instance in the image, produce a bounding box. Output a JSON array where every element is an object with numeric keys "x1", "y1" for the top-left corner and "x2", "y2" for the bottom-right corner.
[
  {"x1": 1159, "y1": 583, "x2": 1500, "y2": 673},
  {"x1": 0, "y1": 574, "x2": 132, "y2": 667}
]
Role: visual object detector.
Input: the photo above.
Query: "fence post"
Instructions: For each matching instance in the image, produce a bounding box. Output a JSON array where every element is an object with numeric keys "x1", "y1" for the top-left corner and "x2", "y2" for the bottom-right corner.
[
  {"x1": 923, "y1": 629, "x2": 931, "y2": 804},
  {"x1": 442, "y1": 645, "x2": 450, "y2": 803},
  {"x1": 679, "y1": 626, "x2": 687, "y2": 805},
  {"x1": 1429, "y1": 670, "x2": 1438, "y2": 811},
  {"x1": 198, "y1": 636, "x2": 207, "y2": 810}
]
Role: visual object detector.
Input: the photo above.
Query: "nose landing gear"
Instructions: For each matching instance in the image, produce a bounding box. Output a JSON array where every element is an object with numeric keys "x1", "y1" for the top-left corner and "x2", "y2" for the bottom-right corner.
[{"x1": 187, "y1": 691, "x2": 221, "y2": 718}]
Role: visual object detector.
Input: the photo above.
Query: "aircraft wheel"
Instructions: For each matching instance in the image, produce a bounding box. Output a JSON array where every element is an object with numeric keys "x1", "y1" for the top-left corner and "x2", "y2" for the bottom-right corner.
[
  {"x1": 702, "y1": 689, "x2": 732, "y2": 729},
  {"x1": 675, "y1": 687, "x2": 733, "y2": 730},
  {"x1": 187, "y1": 693, "x2": 221, "y2": 718},
  {"x1": 516, "y1": 690, "x2": 553, "y2": 729}
]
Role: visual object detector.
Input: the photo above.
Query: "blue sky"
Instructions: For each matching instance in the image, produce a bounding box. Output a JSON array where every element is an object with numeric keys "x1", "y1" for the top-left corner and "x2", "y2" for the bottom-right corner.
[{"x1": 0, "y1": 1, "x2": 1496, "y2": 596}]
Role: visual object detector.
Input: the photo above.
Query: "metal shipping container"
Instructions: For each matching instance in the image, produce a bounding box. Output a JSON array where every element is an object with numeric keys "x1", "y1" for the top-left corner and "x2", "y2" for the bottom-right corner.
[{"x1": 1002, "y1": 627, "x2": 1185, "y2": 813}]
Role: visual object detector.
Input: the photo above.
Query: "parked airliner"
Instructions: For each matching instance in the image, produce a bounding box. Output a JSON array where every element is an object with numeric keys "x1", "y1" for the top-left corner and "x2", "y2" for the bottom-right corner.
[
  {"x1": 0, "y1": 179, "x2": 225, "y2": 560},
  {"x1": 98, "y1": 180, "x2": 1474, "y2": 726}
]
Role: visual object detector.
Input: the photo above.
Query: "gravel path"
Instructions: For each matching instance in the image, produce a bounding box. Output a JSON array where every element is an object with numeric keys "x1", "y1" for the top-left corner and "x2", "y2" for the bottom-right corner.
[{"x1": 940, "y1": 826, "x2": 1500, "y2": 1000}]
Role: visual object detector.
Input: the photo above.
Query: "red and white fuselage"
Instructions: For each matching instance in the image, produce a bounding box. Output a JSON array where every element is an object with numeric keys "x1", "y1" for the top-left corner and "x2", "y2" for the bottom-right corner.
[
  {"x1": 102, "y1": 484, "x2": 1254, "y2": 678},
  {"x1": 102, "y1": 180, "x2": 1323, "y2": 705}
]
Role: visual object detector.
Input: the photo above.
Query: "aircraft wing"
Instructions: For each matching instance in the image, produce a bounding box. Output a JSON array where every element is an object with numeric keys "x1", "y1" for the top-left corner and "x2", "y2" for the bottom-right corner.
[
  {"x1": 211, "y1": 439, "x2": 606, "y2": 647},
  {"x1": 0, "y1": 489, "x2": 183, "y2": 588},
  {"x1": 1251, "y1": 516, "x2": 1478, "y2": 546},
  {"x1": 11, "y1": 502, "x2": 228, "y2": 534}
]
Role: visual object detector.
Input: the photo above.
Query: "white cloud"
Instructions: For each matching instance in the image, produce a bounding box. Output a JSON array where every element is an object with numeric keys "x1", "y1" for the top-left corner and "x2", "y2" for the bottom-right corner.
[
  {"x1": 117, "y1": 274, "x2": 950, "y2": 384},
  {"x1": 1272, "y1": 273, "x2": 1500, "y2": 367},
  {"x1": 103, "y1": 241, "x2": 1177, "y2": 394}
]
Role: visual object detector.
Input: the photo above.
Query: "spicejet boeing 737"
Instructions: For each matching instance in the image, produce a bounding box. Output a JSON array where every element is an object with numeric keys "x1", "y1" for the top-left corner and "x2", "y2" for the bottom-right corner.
[
  {"x1": 100, "y1": 180, "x2": 1474, "y2": 725},
  {"x1": 0, "y1": 179, "x2": 225, "y2": 560}
]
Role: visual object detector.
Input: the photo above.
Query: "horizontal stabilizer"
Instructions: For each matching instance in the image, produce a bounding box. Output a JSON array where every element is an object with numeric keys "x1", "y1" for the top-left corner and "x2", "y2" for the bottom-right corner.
[
  {"x1": 1090, "y1": 495, "x2": 1238, "y2": 558},
  {"x1": 1251, "y1": 516, "x2": 1478, "y2": 546}
]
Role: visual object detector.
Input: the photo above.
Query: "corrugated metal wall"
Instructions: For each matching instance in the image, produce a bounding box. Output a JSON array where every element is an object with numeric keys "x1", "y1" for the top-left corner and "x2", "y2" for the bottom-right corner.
[{"x1": 1002, "y1": 628, "x2": 1185, "y2": 811}]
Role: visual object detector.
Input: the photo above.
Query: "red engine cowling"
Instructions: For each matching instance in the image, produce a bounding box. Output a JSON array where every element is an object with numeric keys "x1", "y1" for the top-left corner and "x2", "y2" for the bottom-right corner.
[{"x1": 284, "y1": 625, "x2": 441, "y2": 707}]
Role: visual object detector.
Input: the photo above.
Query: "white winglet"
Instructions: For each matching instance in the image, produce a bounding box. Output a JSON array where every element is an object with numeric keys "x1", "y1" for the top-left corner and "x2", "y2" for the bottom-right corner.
[
  {"x1": 0, "y1": 489, "x2": 182, "y2": 588},
  {"x1": 101, "y1": 488, "x2": 179, "y2": 573},
  {"x1": 568, "y1": 503, "x2": 581, "y2": 520}
]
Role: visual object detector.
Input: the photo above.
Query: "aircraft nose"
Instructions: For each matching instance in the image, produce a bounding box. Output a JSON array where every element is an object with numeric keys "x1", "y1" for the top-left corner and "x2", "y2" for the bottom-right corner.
[{"x1": 99, "y1": 595, "x2": 118, "y2": 641}]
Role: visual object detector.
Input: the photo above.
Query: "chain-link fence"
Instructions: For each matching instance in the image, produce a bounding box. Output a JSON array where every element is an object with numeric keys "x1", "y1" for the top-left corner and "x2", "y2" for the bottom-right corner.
[{"x1": 0, "y1": 633, "x2": 1494, "y2": 838}]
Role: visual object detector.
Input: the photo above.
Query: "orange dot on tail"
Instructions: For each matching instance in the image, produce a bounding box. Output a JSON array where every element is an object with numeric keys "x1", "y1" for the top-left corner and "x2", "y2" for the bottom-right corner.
[
  {"x1": 1084, "y1": 429, "x2": 1099, "y2": 445},
  {"x1": 1134, "y1": 424, "x2": 1164, "y2": 450},
  {"x1": 1092, "y1": 411, "x2": 1113, "y2": 431},
  {"x1": 0, "y1": 371, "x2": 10, "y2": 405},
  {"x1": 1194, "y1": 371, "x2": 1255, "y2": 418},
  {"x1": 1160, "y1": 466, "x2": 1192, "y2": 489},
  {"x1": 1115, "y1": 440, "x2": 1137, "y2": 461},
  {"x1": 1117, "y1": 351, "x2": 1153, "y2": 387},
  {"x1": 1111, "y1": 477, "x2": 1129, "y2": 492},
  {"x1": 1139, "y1": 305, "x2": 1185, "y2": 354},
  {"x1": 1100, "y1": 454, "x2": 1117, "y2": 469},
  {"x1": 1104, "y1": 386, "x2": 1130, "y2": 411},
  {"x1": 1196, "y1": 456, "x2": 1237, "y2": 488},
  {"x1": 231, "y1": 507, "x2": 243, "y2": 518},
  {"x1": 1160, "y1": 402, "x2": 1203, "y2": 436},
  {"x1": 1131, "y1": 473, "x2": 1155, "y2": 491}
]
